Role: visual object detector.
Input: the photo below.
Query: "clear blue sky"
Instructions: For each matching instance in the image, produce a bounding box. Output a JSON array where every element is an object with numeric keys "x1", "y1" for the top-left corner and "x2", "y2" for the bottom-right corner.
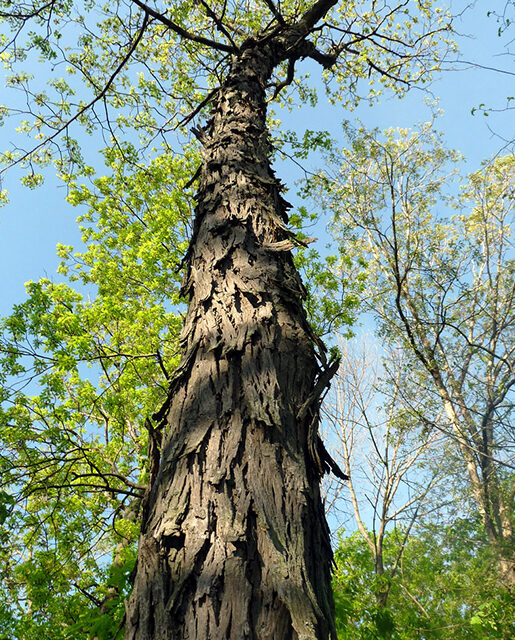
[{"x1": 0, "y1": 1, "x2": 513, "y2": 317}]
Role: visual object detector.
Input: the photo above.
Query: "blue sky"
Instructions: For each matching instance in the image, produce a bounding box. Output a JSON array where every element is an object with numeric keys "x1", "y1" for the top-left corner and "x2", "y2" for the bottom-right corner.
[{"x1": 0, "y1": 1, "x2": 513, "y2": 317}]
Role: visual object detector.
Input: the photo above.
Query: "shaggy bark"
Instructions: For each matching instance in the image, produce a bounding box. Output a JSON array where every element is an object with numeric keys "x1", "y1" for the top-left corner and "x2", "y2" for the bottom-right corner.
[{"x1": 126, "y1": 35, "x2": 339, "y2": 640}]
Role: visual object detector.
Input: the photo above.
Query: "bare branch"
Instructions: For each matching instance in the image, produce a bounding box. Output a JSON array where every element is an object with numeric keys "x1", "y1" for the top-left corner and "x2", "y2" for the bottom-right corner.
[{"x1": 130, "y1": 0, "x2": 235, "y2": 53}]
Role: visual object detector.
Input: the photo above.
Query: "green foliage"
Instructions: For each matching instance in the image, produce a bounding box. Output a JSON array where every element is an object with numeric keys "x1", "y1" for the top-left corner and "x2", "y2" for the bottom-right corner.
[
  {"x1": 289, "y1": 204, "x2": 365, "y2": 337},
  {"x1": 0, "y1": 490, "x2": 14, "y2": 525},
  {"x1": 333, "y1": 523, "x2": 515, "y2": 640},
  {"x1": 0, "y1": 145, "x2": 197, "y2": 637}
]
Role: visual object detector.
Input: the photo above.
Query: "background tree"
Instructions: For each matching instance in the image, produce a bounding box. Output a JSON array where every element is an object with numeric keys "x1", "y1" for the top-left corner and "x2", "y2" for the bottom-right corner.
[
  {"x1": 0, "y1": 1, "x2": 453, "y2": 638},
  {"x1": 0, "y1": 151, "x2": 193, "y2": 638},
  {"x1": 321, "y1": 338, "x2": 513, "y2": 640},
  {"x1": 324, "y1": 339, "x2": 443, "y2": 611},
  {"x1": 312, "y1": 122, "x2": 514, "y2": 588}
]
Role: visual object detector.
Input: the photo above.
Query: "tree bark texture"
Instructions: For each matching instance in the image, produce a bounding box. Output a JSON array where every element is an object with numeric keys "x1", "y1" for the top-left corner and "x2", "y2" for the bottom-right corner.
[{"x1": 126, "y1": 42, "x2": 337, "y2": 640}]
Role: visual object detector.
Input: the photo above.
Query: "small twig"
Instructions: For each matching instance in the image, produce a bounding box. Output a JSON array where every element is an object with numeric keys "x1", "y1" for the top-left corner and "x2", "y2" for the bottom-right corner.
[
  {"x1": 177, "y1": 86, "x2": 220, "y2": 129},
  {"x1": 197, "y1": 0, "x2": 240, "y2": 50},
  {"x1": 271, "y1": 57, "x2": 296, "y2": 99},
  {"x1": 72, "y1": 582, "x2": 102, "y2": 607}
]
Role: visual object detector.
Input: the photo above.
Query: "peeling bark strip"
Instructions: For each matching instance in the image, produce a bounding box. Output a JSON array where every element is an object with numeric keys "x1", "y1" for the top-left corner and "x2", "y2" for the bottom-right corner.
[{"x1": 126, "y1": 14, "x2": 340, "y2": 640}]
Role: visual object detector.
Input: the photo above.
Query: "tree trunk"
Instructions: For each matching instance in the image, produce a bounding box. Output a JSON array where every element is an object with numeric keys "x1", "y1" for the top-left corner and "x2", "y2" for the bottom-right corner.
[
  {"x1": 125, "y1": 41, "x2": 336, "y2": 640},
  {"x1": 402, "y1": 297, "x2": 514, "y2": 587}
]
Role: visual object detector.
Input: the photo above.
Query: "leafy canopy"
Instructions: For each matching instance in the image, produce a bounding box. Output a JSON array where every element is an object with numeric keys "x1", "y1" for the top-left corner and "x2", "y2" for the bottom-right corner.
[{"x1": 0, "y1": 0, "x2": 453, "y2": 182}]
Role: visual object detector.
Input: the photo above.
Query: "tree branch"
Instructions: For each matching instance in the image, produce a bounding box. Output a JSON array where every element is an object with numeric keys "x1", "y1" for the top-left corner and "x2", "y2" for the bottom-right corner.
[
  {"x1": 0, "y1": 0, "x2": 56, "y2": 20},
  {"x1": 295, "y1": 0, "x2": 339, "y2": 35},
  {"x1": 197, "y1": 0, "x2": 240, "y2": 50},
  {"x1": 1, "y1": 10, "x2": 150, "y2": 174},
  {"x1": 263, "y1": 0, "x2": 286, "y2": 26},
  {"x1": 297, "y1": 38, "x2": 341, "y2": 68},
  {"x1": 271, "y1": 56, "x2": 296, "y2": 99},
  {"x1": 130, "y1": 0, "x2": 235, "y2": 53}
]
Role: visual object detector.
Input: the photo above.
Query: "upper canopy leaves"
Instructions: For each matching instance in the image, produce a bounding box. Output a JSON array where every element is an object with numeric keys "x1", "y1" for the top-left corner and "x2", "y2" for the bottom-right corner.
[{"x1": 0, "y1": 0, "x2": 453, "y2": 179}]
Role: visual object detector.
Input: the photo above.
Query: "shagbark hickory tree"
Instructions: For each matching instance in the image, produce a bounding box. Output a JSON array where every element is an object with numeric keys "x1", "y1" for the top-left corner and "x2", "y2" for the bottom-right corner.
[{"x1": 0, "y1": 1, "x2": 451, "y2": 638}]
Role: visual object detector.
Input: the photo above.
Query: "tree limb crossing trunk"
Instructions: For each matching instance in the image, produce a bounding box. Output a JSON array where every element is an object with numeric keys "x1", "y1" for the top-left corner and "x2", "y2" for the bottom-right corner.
[{"x1": 126, "y1": 42, "x2": 337, "y2": 640}]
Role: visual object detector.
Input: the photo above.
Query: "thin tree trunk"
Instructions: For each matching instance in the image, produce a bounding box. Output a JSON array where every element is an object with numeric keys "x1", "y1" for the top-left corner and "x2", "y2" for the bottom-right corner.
[
  {"x1": 394, "y1": 292, "x2": 514, "y2": 585},
  {"x1": 126, "y1": 41, "x2": 337, "y2": 640}
]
